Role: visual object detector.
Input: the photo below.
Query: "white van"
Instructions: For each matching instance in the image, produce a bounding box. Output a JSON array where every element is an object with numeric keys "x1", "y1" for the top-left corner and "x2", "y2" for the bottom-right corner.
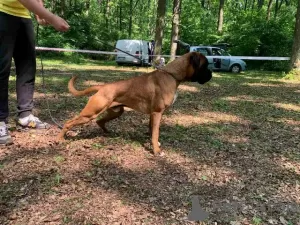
[{"x1": 115, "y1": 39, "x2": 153, "y2": 66}]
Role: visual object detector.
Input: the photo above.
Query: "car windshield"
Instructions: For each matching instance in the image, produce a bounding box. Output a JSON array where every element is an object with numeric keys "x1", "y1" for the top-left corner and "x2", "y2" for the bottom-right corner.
[{"x1": 220, "y1": 49, "x2": 231, "y2": 56}]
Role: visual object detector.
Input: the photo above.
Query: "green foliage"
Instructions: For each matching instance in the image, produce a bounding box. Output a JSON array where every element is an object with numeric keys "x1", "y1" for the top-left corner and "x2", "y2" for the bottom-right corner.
[
  {"x1": 224, "y1": 7, "x2": 294, "y2": 70},
  {"x1": 54, "y1": 173, "x2": 62, "y2": 185},
  {"x1": 179, "y1": 0, "x2": 296, "y2": 70},
  {"x1": 54, "y1": 155, "x2": 65, "y2": 163},
  {"x1": 252, "y1": 216, "x2": 263, "y2": 225},
  {"x1": 37, "y1": 0, "x2": 297, "y2": 71},
  {"x1": 284, "y1": 69, "x2": 300, "y2": 80}
]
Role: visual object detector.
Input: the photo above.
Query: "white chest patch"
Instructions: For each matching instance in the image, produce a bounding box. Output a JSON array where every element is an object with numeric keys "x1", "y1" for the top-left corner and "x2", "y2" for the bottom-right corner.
[{"x1": 171, "y1": 91, "x2": 178, "y2": 105}]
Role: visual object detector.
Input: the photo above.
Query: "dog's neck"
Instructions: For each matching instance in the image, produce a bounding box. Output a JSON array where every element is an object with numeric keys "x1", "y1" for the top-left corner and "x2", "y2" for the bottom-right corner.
[
  {"x1": 157, "y1": 68, "x2": 180, "y2": 82},
  {"x1": 159, "y1": 56, "x2": 190, "y2": 81}
]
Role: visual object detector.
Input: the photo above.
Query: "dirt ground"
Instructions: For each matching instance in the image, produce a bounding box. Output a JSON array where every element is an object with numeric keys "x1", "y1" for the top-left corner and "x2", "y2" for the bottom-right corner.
[{"x1": 0, "y1": 63, "x2": 300, "y2": 225}]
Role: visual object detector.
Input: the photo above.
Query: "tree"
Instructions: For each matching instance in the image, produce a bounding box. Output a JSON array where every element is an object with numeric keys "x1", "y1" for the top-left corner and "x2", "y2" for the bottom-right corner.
[
  {"x1": 274, "y1": 0, "x2": 280, "y2": 18},
  {"x1": 289, "y1": 0, "x2": 300, "y2": 71},
  {"x1": 61, "y1": 0, "x2": 66, "y2": 15},
  {"x1": 129, "y1": 0, "x2": 133, "y2": 37},
  {"x1": 154, "y1": 0, "x2": 167, "y2": 63},
  {"x1": 39, "y1": 0, "x2": 297, "y2": 71},
  {"x1": 258, "y1": 0, "x2": 264, "y2": 9},
  {"x1": 170, "y1": 0, "x2": 181, "y2": 61},
  {"x1": 217, "y1": 0, "x2": 225, "y2": 33},
  {"x1": 105, "y1": 0, "x2": 110, "y2": 29},
  {"x1": 266, "y1": 0, "x2": 273, "y2": 20},
  {"x1": 244, "y1": 0, "x2": 248, "y2": 10}
]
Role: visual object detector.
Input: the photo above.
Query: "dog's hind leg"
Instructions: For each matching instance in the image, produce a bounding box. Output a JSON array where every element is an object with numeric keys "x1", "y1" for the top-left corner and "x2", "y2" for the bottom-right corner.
[
  {"x1": 58, "y1": 115, "x2": 97, "y2": 140},
  {"x1": 57, "y1": 95, "x2": 111, "y2": 140},
  {"x1": 96, "y1": 106, "x2": 124, "y2": 133}
]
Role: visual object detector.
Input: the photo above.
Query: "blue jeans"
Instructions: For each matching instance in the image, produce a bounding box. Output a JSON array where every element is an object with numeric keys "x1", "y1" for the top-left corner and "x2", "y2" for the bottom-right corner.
[{"x1": 0, "y1": 11, "x2": 36, "y2": 122}]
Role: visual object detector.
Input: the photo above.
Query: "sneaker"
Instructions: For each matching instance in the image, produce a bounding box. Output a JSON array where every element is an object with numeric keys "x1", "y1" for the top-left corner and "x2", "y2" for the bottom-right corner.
[
  {"x1": 0, "y1": 122, "x2": 13, "y2": 145},
  {"x1": 16, "y1": 114, "x2": 50, "y2": 129}
]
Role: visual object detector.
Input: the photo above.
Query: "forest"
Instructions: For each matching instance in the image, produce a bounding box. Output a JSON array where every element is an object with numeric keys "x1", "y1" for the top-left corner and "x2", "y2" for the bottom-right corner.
[
  {"x1": 37, "y1": 0, "x2": 299, "y2": 71},
  {"x1": 1, "y1": 1, "x2": 300, "y2": 224}
]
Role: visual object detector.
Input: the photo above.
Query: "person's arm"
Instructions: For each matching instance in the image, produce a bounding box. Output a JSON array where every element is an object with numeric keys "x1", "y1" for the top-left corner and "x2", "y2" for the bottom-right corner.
[
  {"x1": 18, "y1": 0, "x2": 69, "y2": 31},
  {"x1": 35, "y1": 0, "x2": 48, "y2": 25}
]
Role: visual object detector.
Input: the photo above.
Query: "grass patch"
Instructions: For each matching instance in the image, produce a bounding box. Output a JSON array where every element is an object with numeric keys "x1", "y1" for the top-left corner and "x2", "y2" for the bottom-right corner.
[
  {"x1": 91, "y1": 143, "x2": 104, "y2": 150},
  {"x1": 54, "y1": 155, "x2": 65, "y2": 163},
  {"x1": 212, "y1": 99, "x2": 231, "y2": 112},
  {"x1": 252, "y1": 216, "x2": 263, "y2": 225}
]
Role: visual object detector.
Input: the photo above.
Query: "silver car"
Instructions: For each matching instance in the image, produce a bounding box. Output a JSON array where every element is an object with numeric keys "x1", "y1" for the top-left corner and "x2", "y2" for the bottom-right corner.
[{"x1": 190, "y1": 46, "x2": 246, "y2": 73}]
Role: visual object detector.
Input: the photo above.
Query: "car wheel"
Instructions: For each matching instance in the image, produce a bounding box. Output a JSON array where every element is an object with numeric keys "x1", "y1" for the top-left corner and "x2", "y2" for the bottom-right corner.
[{"x1": 230, "y1": 64, "x2": 241, "y2": 73}]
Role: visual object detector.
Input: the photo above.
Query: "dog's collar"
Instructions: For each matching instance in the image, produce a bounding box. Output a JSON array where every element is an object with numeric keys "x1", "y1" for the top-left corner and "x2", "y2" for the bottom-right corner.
[{"x1": 158, "y1": 69, "x2": 180, "y2": 82}]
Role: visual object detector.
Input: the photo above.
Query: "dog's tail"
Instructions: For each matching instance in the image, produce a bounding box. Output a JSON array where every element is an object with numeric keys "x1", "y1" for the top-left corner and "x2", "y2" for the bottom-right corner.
[{"x1": 68, "y1": 76, "x2": 102, "y2": 97}]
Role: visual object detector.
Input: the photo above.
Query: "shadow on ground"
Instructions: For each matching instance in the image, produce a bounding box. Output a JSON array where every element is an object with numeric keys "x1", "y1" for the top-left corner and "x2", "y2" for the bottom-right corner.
[{"x1": 1, "y1": 66, "x2": 299, "y2": 224}]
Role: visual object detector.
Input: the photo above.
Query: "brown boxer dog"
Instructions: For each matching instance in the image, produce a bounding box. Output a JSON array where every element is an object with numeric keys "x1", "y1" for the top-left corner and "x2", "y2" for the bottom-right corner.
[{"x1": 58, "y1": 52, "x2": 212, "y2": 155}]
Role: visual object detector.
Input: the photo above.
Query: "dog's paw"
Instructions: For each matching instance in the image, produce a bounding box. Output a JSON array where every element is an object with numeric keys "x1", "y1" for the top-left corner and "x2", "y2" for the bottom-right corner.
[
  {"x1": 56, "y1": 134, "x2": 66, "y2": 142},
  {"x1": 55, "y1": 138, "x2": 66, "y2": 144},
  {"x1": 158, "y1": 151, "x2": 165, "y2": 157},
  {"x1": 153, "y1": 150, "x2": 165, "y2": 157}
]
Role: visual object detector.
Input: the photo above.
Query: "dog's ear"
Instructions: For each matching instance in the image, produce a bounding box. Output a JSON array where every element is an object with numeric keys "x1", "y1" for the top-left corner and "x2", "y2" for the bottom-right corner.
[{"x1": 190, "y1": 52, "x2": 201, "y2": 69}]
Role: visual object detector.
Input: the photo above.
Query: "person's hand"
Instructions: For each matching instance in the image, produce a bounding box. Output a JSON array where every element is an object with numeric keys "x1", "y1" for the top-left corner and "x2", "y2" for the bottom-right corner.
[
  {"x1": 48, "y1": 15, "x2": 70, "y2": 32},
  {"x1": 36, "y1": 15, "x2": 49, "y2": 26}
]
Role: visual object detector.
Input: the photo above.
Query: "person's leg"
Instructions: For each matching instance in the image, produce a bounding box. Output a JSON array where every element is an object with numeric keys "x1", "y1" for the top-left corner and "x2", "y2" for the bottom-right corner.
[
  {"x1": 0, "y1": 12, "x2": 20, "y2": 144},
  {"x1": 13, "y1": 17, "x2": 49, "y2": 129},
  {"x1": 0, "y1": 12, "x2": 19, "y2": 123},
  {"x1": 13, "y1": 17, "x2": 36, "y2": 118}
]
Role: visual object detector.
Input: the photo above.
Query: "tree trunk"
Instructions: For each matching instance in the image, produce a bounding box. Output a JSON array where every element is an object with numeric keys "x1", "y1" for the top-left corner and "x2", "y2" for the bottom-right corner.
[
  {"x1": 105, "y1": 0, "x2": 110, "y2": 29},
  {"x1": 217, "y1": 0, "x2": 225, "y2": 33},
  {"x1": 129, "y1": 0, "x2": 133, "y2": 38},
  {"x1": 147, "y1": 0, "x2": 151, "y2": 37},
  {"x1": 257, "y1": 0, "x2": 264, "y2": 9},
  {"x1": 285, "y1": 0, "x2": 289, "y2": 6},
  {"x1": 278, "y1": 0, "x2": 284, "y2": 10},
  {"x1": 252, "y1": 0, "x2": 255, "y2": 9},
  {"x1": 60, "y1": 0, "x2": 65, "y2": 16},
  {"x1": 289, "y1": 0, "x2": 300, "y2": 71},
  {"x1": 51, "y1": 0, "x2": 55, "y2": 11},
  {"x1": 274, "y1": 0, "x2": 279, "y2": 18},
  {"x1": 207, "y1": 0, "x2": 211, "y2": 9},
  {"x1": 170, "y1": 0, "x2": 181, "y2": 62},
  {"x1": 119, "y1": 4, "x2": 122, "y2": 31},
  {"x1": 244, "y1": 0, "x2": 248, "y2": 10},
  {"x1": 266, "y1": 0, "x2": 273, "y2": 21},
  {"x1": 154, "y1": 0, "x2": 167, "y2": 63}
]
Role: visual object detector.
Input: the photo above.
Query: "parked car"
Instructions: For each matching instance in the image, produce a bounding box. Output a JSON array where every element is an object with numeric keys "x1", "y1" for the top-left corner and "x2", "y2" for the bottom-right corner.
[
  {"x1": 115, "y1": 39, "x2": 153, "y2": 66},
  {"x1": 189, "y1": 46, "x2": 246, "y2": 73}
]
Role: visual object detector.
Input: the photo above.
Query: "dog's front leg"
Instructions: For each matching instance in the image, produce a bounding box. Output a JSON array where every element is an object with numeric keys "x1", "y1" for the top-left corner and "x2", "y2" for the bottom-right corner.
[
  {"x1": 149, "y1": 115, "x2": 153, "y2": 135},
  {"x1": 151, "y1": 112, "x2": 163, "y2": 155},
  {"x1": 149, "y1": 115, "x2": 161, "y2": 147}
]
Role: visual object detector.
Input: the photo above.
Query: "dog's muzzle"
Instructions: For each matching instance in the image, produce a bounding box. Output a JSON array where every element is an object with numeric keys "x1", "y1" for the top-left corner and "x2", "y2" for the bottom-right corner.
[
  {"x1": 191, "y1": 68, "x2": 212, "y2": 84},
  {"x1": 198, "y1": 69, "x2": 212, "y2": 84}
]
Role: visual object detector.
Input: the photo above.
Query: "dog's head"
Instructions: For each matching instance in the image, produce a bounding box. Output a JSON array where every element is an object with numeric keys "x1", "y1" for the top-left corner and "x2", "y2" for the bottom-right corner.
[{"x1": 187, "y1": 52, "x2": 212, "y2": 84}]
